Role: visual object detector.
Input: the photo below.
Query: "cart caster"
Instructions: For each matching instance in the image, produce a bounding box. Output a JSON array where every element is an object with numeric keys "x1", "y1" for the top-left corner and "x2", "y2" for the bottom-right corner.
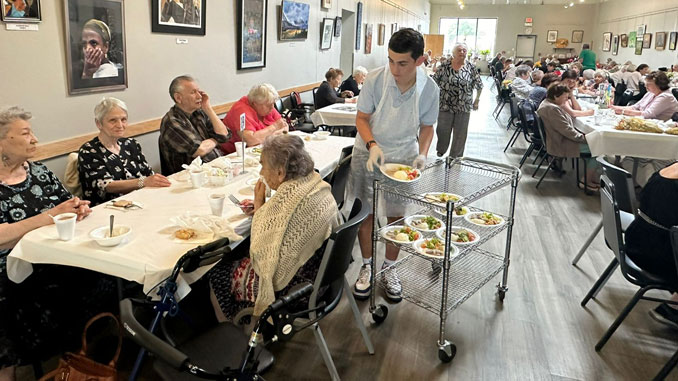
[
  {"x1": 371, "y1": 304, "x2": 388, "y2": 324},
  {"x1": 496, "y1": 284, "x2": 508, "y2": 302},
  {"x1": 438, "y1": 341, "x2": 456, "y2": 363}
]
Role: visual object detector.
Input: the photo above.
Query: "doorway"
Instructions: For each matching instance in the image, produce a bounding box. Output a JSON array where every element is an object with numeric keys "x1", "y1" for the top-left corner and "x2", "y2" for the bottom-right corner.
[
  {"x1": 515, "y1": 34, "x2": 537, "y2": 61},
  {"x1": 340, "y1": 9, "x2": 355, "y2": 77}
]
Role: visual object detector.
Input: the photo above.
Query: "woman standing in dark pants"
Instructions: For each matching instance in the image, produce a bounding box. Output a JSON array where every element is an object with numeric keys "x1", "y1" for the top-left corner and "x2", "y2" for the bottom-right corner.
[{"x1": 432, "y1": 42, "x2": 483, "y2": 158}]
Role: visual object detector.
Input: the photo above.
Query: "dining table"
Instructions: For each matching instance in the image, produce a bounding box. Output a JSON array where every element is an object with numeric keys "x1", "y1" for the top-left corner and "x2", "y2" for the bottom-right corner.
[
  {"x1": 6, "y1": 131, "x2": 355, "y2": 296},
  {"x1": 310, "y1": 102, "x2": 358, "y2": 127}
]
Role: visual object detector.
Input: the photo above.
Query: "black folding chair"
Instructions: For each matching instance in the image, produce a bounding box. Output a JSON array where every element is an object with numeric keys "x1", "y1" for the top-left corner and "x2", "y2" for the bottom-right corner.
[
  {"x1": 613, "y1": 81, "x2": 627, "y2": 106},
  {"x1": 531, "y1": 114, "x2": 555, "y2": 188},
  {"x1": 290, "y1": 90, "x2": 317, "y2": 133},
  {"x1": 672, "y1": 88, "x2": 678, "y2": 102},
  {"x1": 327, "y1": 145, "x2": 353, "y2": 211},
  {"x1": 515, "y1": 100, "x2": 542, "y2": 168},
  {"x1": 581, "y1": 180, "x2": 678, "y2": 353},
  {"x1": 572, "y1": 157, "x2": 637, "y2": 266},
  {"x1": 653, "y1": 226, "x2": 678, "y2": 380}
]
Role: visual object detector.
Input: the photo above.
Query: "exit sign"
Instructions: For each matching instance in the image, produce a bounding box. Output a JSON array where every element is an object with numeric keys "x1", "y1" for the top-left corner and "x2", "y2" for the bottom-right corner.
[{"x1": 525, "y1": 17, "x2": 532, "y2": 23}]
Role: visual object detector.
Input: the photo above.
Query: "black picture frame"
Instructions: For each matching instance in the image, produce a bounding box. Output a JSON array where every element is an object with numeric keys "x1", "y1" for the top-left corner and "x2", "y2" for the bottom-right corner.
[
  {"x1": 355, "y1": 2, "x2": 362, "y2": 50},
  {"x1": 237, "y1": 0, "x2": 267, "y2": 70},
  {"x1": 670, "y1": 32, "x2": 677, "y2": 51},
  {"x1": 612, "y1": 35, "x2": 619, "y2": 55},
  {"x1": 151, "y1": 0, "x2": 206, "y2": 36},
  {"x1": 320, "y1": 17, "x2": 333, "y2": 50},
  {"x1": 1, "y1": 0, "x2": 41, "y2": 23},
  {"x1": 602, "y1": 32, "x2": 612, "y2": 51},
  {"x1": 334, "y1": 16, "x2": 341, "y2": 37},
  {"x1": 64, "y1": 0, "x2": 128, "y2": 95}
]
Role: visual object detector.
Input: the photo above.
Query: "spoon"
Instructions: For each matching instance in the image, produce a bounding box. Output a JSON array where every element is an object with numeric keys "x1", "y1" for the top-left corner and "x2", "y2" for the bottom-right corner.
[{"x1": 109, "y1": 215, "x2": 114, "y2": 238}]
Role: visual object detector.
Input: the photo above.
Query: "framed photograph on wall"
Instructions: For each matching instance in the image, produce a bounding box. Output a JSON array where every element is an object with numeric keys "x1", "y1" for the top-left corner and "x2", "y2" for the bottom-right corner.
[
  {"x1": 280, "y1": 0, "x2": 309, "y2": 41},
  {"x1": 636, "y1": 24, "x2": 646, "y2": 38},
  {"x1": 64, "y1": 0, "x2": 127, "y2": 95},
  {"x1": 670, "y1": 32, "x2": 678, "y2": 50},
  {"x1": 355, "y1": 2, "x2": 362, "y2": 50},
  {"x1": 1, "y1": 0, "x2": 41, "y2": 22},
  {"x1": 151, "y1": 0, "x2": 206, "y2": 35},
  {"x1": 611, "y1": 35, "x2": 619, "y2": 55},
  {"x1": 642, "y1": 33, "x2": 652, "y2": 49},
  {"x1": 334, "y1": 16, "x2": 341, "y2": 37},
  {"x1": 628, "y1": 31, "x2": 636, "y2": 48},
  {"x1": 391, "y1": 23, "x2": 397, "y2": 35},
  {"x1": 365, "y1": 23, "x2": 373, "y2": 54},
  {"x1": 547, "y1": 30, "x2": 558, "y2": 43},
  {"x1": 635, "y1": 42, "x2": 643, "y2": 55},
  {"x1": 378, "y1": 23, "x2": 385, "y2": 45},
  {"x1": 602, "y1": 32, "x2": 612, "y2": 51},
  {"x1": 571, "y1": 30, "x2": 583, "y2": 43},
  {"x1": 320, "y1": 17, "x2": 333, "y2": 50},
  {"x1": 237, "y1": 0, "x2": 267, "y2": 69},
  {"x1": 655, "y1": 32, "x2": 666, "y2": 50},
  {"x1": 620, "y1": 34, "x2": 628, "y2": 48},
  {"x1": 321, "y1": 0, "x2": 331, "y2": 9}
]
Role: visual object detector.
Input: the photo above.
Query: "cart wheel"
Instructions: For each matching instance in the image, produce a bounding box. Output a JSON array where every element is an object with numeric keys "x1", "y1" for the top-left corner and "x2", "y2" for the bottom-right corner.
[
  {"x1": 438, "y1": 342, "x2": 456, "y2": 363},
  {"x1": 371, "y1": 304, "x2": 388, "y2": 324},
  {"x1": 497, "y1": 289, "x2": 506, "y2": 302}
]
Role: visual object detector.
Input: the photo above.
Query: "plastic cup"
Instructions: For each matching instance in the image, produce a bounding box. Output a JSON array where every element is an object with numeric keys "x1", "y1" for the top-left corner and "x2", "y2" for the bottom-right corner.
[
  {"x1": 208, "y1": 193, "x2": 225, "y2": 216},
  {"x1": 54, "y1": 212, "x2": 77, "y2": 241},
  {"x1": 190, "y1": 170, "x2": 206, "y2": 188},
  {"x1": 594, "y1": 113, "x2": 603, "y2": 125},
  {"x1": 235, "y1": 143, "x2": 245, "y2": 160}
]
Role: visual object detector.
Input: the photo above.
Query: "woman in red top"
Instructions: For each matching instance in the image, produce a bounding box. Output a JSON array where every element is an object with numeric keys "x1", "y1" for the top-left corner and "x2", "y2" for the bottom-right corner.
[{"x1": 220, "y1": 83, "x2": 289, "y2": 154}]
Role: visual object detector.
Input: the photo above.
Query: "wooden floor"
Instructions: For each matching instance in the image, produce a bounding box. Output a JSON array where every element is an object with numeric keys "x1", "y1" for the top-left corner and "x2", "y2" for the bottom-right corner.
[
  {"x1": 17, "y1": 80, "x2": 678, "y2": 381},
  {"x1": 263, "y1": 81, "x2": 678, "y2": 381}
]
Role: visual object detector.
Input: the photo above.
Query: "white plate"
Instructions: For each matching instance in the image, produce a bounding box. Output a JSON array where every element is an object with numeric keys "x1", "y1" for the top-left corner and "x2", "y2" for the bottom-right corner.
[
  {"x1": 404, "y1": 215, "x2": 444, "y2": 232},
  {"x1": 379, "y1": 163, "x2": 421, "y2": 183},
  {"x1": 435, "y1": 226, "x2": 480, "y2": 246},
  {"x1": 412, "y1": 238, "x2": 459, "y2": 260},
  {"x1": 432, "y1": 205, "x2": 470, "y2": 218},
  {"x1": 464, "y1": 212, "x2": 505, "y2": 227},
  {"x1": 423, "y1": 192, "x2": 462, "y2": 206},
  {"x1": 380, "y1": 225, "x2": 422, "y2": 244}
]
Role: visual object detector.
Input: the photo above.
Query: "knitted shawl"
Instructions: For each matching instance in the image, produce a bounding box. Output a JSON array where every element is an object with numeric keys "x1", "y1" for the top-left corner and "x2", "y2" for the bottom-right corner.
[{"x1": 250, "y1": 172, "x2": 338, "y2": 316}]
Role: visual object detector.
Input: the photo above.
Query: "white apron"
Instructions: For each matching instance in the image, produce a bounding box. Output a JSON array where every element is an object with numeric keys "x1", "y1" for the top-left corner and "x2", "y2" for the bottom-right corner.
[{"x1": 347, "y1": 65, "x2": 428, "y2": 213}]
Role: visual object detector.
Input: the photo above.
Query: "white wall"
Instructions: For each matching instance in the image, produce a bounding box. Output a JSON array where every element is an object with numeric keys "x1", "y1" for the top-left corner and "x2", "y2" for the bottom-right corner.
[
  {"x1": 429, "y1": 4, "x2": 597, "y2": 60},
  {"x1": 593, "y1": 0, "x2": 678, "y2": 69},
  {"x1": 0, "y1": 0, "x2": 429, "y2": 179}
]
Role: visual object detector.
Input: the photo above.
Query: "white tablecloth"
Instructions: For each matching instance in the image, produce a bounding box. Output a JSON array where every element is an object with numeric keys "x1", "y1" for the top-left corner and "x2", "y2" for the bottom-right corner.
[
  {"x1": 310, "y1": 103, "x2": 358, "y2": 127},
  {"x1": 7, "y1": 132, "x2": 354, "y2": 292},
  {"x1": 574, "y1": 115, "x2": 678, "y2": 160}
]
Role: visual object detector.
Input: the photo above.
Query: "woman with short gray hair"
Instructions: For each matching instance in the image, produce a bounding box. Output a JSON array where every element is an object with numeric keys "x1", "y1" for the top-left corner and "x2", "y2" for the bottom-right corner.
[
  {"x1": 78, "y1": 97, "x2": 170, "y2": 206},
  {"x1": 432, "y1": 42, "x2": 483, "y2": 157},
  {"x1": 340, "y1": 66, "x2": 369, "y2": 96},
  {"x1": 511, "y1": 65, "x2": 534, "y2": 99},
  {"x1": 210, "y1": 134, "x2": 338, "y2": 322}
]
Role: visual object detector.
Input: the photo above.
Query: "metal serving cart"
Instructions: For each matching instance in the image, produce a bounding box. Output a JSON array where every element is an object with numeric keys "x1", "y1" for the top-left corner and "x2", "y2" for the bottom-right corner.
[{"x1": 368, "y1": 157, "x2": 520, "y2": 362}]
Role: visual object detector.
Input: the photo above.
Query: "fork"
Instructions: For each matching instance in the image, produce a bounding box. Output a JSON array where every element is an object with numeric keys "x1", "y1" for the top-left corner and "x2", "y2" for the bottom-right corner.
[{"x1": 124, "y1": 202, "x2": 142, "y2": 209}]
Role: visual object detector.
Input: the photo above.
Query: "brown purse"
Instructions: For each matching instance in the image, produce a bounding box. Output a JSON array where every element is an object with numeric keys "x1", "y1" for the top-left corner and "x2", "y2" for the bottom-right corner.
[{"x1": 39, "y1": 312, "x2": 122, "y2": 381}]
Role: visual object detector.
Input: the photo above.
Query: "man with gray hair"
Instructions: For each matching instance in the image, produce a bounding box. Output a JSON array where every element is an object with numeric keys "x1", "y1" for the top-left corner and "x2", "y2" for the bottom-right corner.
[
  {"x1": 159, "y1": 75, "x2": 231, "y2": 174},
  {"x1": 339, "y1": 66, "x2": 368, "y2": 96}
]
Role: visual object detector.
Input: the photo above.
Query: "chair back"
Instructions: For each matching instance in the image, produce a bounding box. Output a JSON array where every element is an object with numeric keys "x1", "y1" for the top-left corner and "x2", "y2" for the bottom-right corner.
[
  {"x1": 328, "y1": 145, "x2": 353, "y2": 209},
  {"x1": 672, "y1": 88, "x2": 678, "y2": 102},
  {"x1": 274, "y1": 97, "x2": 284, "y2": 114},
  {"x1": 309, "y1": 199, "x2": 368, "y2": 317},
  {"x1": 534, "y1": 114, "x2": 549, "y2": 151},
  {"x1": 312, "y1": 87, "x2": 319, "y2": 109},
  {"x1": 614, "y1": 82, "x2": 627, "y2": 105},
  {"x1": 509, "y1": 94, "x2": 520, "y2": 120},
  {"x1": 518, "y1": 99, "x2": 539, "y2": 143},
  {"x1": 600, "y1": 177, "x2": 632, "y2": 279},
  {"x1": 489, "y1": 65, "x2": 496, "y2": 78},
  {"x1": 596, "y1": 157, "x2": 636, "y2": 214},
  {"x1": 669, "y1": 227, "x2": 678, "y2": 282},
  {"x1": 159, "y1": 140, "x2": 172, "y2": 176},
  {"x1": 290, "y1": 91, "x2": 303, "y2": 109}
]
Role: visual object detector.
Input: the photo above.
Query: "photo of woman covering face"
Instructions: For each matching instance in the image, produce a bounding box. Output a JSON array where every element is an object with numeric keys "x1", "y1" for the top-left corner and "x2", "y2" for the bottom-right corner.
[
  {"x1": 1, "y1": 0, "x2": 40, "y2": 22},
  {"x1": 80, "y1": 19, "x2": 119, "y2": 79}
]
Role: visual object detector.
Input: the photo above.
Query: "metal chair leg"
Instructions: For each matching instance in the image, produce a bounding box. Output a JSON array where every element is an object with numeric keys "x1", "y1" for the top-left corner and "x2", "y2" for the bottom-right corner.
[
  {"x1": 313, "y1": 323, "x2": 341, "y2": 381},
  {"x1": 519, "y1": 143, "x2": 535, "y2": 168},
  {"x1": 581, "y1": 258, "x2": 619, "y2": 306},
  {"x1": 535, "y1": 158, "x2": 552, "y2": 188},
  {"x1": 504, "y1": 126, "x2": 522, "y2": 152},
  {"x1": 653, "y1": 346, "x2": 678, "y2": 380},
  {"x1": 595, "y1": 285, "x2": 650, "y2": 351},
  {"x1": 572, "y1": 219, "x2": 603, "y2": 265},
  {"x1": 344, "y1": 277, "x2": 375, "y2": 354},
  {"x1": 532, "y1": 153, "x2": 549, "y2": 177},
  {"x1": 532, "y1": 147, "x2": 544, "y2": 164}
]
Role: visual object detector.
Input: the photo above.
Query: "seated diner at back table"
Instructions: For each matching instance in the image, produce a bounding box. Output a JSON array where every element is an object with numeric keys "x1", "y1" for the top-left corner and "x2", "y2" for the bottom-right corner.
[{"x1": 220, "y1": 83, "x2": 289, "y2": 154}]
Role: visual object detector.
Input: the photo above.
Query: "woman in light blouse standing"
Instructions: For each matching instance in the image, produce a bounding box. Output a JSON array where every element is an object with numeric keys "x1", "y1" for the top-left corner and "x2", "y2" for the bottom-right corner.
[{"x1": 432, "y1": 42, "x2": 483, "y2": 157}]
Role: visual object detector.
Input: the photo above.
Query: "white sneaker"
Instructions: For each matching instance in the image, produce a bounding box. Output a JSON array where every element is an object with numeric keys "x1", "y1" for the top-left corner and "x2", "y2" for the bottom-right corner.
[
  {"x1": 353, "y1": 264, "x2": 372, "y2": 300},
  {"x1": 381, "y1": 264, "x2": 402, "y2": 303}
]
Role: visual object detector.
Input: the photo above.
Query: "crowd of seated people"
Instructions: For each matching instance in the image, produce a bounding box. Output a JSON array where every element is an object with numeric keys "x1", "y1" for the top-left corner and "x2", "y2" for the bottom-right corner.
[{"x1": 315, "y1": 68, "x2": 357, "y2": 109}]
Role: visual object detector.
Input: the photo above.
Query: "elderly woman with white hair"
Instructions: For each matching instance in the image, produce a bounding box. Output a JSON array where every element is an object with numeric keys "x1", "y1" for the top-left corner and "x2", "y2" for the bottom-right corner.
[
  {"x1": 432, "y1": 42, "x2": 483, "y2": 157},
  {"x1": 78, "y1": 97, "x2": 170, "y2": 206},
  {"x1": 339, "y1": 66, "x2": 368, "y2": 97},
  {"x1": 510, "y1": 65, "x2": 534, "y2": 99},
  {"x1": 220, "y1": 83, "x2": 289, "y2": 154}
]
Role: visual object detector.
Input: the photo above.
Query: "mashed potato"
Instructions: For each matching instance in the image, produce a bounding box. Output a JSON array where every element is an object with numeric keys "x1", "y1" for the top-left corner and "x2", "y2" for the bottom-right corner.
[
  {"x1": 393, "y1": 170, "x2": 409, "y2": 181},
  {"x1": 395, "y1": 232, "x2": 409, "y2": 241}
]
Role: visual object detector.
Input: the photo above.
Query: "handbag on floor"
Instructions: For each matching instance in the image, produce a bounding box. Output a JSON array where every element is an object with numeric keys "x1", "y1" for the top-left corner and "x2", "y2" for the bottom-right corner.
[{"x1": 39, "y1": 312, "x2": 122, "y2": 381}]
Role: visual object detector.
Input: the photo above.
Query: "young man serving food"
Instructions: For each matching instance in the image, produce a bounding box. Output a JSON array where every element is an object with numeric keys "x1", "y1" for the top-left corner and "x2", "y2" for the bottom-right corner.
[{"x1": 347, "y1": 28, "x2": 439, "y2": 302}]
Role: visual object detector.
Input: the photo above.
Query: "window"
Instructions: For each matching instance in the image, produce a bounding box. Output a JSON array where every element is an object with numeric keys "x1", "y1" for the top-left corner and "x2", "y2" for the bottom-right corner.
[{"x1": 439, "y1": 18, "x2": 497, "y2": 56}]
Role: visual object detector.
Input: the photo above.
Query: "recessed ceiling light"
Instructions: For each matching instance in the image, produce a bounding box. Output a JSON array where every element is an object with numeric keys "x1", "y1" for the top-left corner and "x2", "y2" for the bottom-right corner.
[
  {"x1": 564, "y1": 5, "x2": 568, "y2": 8},
  {"x1": 569, "y1": 2, "x2": 574, "y2": 5}
]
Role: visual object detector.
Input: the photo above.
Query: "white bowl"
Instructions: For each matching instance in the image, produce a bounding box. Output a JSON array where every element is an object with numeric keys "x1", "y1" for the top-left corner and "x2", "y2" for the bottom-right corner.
[
  {"x1": 89, "y1": 225, "x2": 132, "y2": 247},
  {"x1": 313, "y1": 131, "x2": 331, "y2": 140},
  {"x1": 210, "y1": 175, "x2": 227, "y2": 186}
]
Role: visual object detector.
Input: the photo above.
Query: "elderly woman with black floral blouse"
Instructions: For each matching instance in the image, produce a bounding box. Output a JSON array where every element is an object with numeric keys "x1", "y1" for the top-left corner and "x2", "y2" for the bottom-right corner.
[
  {"x1": 78, "y1": 97, "x2": 170, "y2": 206},
  {"x1": 432, "y1": 42, "x2": 483, "y2": 158},
  {"x1": 0, "y1": 106, "x2": 117, "y2": 381}
]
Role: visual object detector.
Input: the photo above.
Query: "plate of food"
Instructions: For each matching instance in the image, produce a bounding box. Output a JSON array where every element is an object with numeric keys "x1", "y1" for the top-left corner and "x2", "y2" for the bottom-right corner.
[
  {"x1": 464, "y1": 212, "x2": 505, "y2": 227},
  {"x1": 404, "y1": 215, "x2": 444, "y2": 232},
  {"x1": 432, "y1": 205, "x2": 470, "y2": 218},
  {"x1": 435, "y1": 226, "x2": 479, "y2": 246},
  {"x1": 380, "y1": 163, "x2": 421, "y2": 182},
  {"x1": 412, "y1": 238, "x2": 458, "y2": 260},
  {"x1": 381, "y1": 225, "x2": 421, "y2": 244},
  {"x1": 248, "y1": 147, "x2": 263, "y2": 156},
  {"x1": 423, "y1": 192, "x2": 462, "y2": 206}
]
